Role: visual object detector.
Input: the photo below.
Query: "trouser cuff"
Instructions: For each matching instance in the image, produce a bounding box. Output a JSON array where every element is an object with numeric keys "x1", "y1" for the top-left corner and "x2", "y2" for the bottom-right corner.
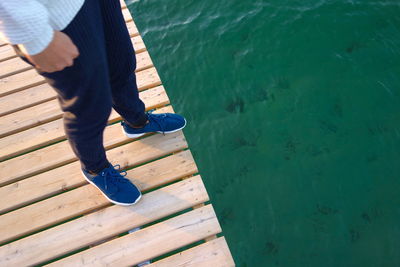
[{"x1": 128, "y1": 113, "x2": 148, "y2": 127}]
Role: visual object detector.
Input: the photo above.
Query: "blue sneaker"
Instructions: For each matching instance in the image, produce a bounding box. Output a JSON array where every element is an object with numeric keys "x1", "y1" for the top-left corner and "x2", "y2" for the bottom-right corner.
[
  {"x1": 82, "y1": 164, "x2": 142, "y2": 206},
  {"x1": 121, "y1": 112, "x2": 186, "y2": 138}
]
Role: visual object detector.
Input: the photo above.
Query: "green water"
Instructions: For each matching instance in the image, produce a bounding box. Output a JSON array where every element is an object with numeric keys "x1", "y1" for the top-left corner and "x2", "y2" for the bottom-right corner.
[{"x1": 128, "y1": 1, "x2": 400, "y2": 266}]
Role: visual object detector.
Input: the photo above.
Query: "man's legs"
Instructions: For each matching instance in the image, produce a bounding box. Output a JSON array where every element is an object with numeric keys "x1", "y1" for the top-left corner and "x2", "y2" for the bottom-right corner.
[
  {"x1": 99, "y1": 0, "x2": 148, "y2": 127},
  {"x1": 96, "y1": 0, "x2": 187, "y2": 138},
  {"x1": 39, "y1": 0, "x2": 113, "y2": 173}
]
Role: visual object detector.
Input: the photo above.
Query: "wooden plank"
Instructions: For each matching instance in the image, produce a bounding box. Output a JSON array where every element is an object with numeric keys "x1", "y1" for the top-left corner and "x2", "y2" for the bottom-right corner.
[
  {"x1": 0, "y1": 68, "x2": 161, "y2": 161},
  {"x1": 136, "y1": 50, "x2": 153, "y2": 72},
  {"x1": 120, "y1": 0, "x2": 127, "y2": 9},
  {"x1": 0, "y1": 45, "x2": 16, "y2": 62},
  {"x1": 132, "y1": 34, "x2": 146, "y2": 53},
  {"x1": 0, "y1": 99, "x2": 60, "y2": 138},
  {"x1": 0, "y1": 56, "x2": 31, "y2": 79},
  {"x1": 0, "y1": 51, "x2": 154, "y2": 138},
  {"x1": 126, "y1": 20, "x2": 139, "y2": 37},
  {"x1": 0, "y1": 69, "x2": 45, "y2": 98},
  {"x1": 48, "y1": 205, "x2": 220, "y2": 267},
  {"x1": 126, "y1": 20, "x2": 139, "y2": 36},
  {"x1": 0, "y1": 83, "x2": 55, "y2": 117},
  {"x1": 0, "y1": 176, "x2": 208, "y2": 266},
  {"x1": 149, "y1": 237, "x2": 235, "y2": 267},
  {"x1": 135, "y1": 67, "x2": 161, "y2": 90},
  {"x1": 0, "y1": 105, "x2": 173, "y2": 187},
  {"x1": 122, "y1": 7, "x2": 133, "y2": 22},
  {"x1": 0, "y1": 130, "x2": 188, "y2": 244},
  {"x1": 0, "y1": 148, "x2": 196, "y2": 214}
]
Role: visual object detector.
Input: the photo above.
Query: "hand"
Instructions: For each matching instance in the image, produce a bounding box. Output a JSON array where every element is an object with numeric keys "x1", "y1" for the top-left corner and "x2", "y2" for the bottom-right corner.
[{"x1": 25, "y1": 31, "x2": 79, "y2": 73}]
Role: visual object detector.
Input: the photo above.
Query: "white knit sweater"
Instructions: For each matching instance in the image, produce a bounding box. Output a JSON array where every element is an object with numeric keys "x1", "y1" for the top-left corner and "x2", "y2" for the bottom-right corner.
[{"x1": 0, "y1": 0, "x2": 84, "y2": 55}]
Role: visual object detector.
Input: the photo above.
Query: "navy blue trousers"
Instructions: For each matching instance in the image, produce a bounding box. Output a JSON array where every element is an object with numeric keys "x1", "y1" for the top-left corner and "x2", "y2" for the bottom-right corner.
[{"x1": 25, "y1": 0, "x2": 147, "y2": 172}]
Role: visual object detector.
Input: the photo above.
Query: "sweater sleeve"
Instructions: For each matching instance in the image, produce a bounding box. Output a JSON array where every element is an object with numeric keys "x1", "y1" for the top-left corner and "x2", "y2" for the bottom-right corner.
[{"x1": 0, "y1": 0, "x2": 54, "y2": 55}]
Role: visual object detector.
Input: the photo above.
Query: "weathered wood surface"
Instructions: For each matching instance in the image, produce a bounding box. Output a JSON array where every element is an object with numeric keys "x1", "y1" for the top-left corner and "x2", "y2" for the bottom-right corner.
[{"x1": 0, "y1": 1, "x2": 234, "y2": 266}]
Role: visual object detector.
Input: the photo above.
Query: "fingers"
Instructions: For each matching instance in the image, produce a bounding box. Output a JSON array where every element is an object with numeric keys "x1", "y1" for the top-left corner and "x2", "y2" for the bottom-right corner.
[
  {"x1": 72, "y1": 45, "x2": 80, "y2": 59},
  {"x1": 36, "y1": 59, "x2": 73, "y2": 73},
  {"x1": 66, "y1": 58, "x2": 74, "y2": 67},
  {"x1": 25, "y1": 30, "x2": 80, "y2": 73},
  {"x1": 63, "y1": 31, "x2": 80, "y2": 59}
]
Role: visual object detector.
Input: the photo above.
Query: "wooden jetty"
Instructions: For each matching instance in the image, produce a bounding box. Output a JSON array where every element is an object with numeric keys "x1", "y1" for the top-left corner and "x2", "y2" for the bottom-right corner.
[{"x1": 0, "y1": 2, "x2": 235, "y2": 266}]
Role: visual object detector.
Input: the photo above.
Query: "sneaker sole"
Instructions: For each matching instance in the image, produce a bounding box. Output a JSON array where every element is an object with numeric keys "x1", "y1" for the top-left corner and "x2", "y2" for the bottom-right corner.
[
  {"x1": 122, "y1": 118, "x2": 187, "y2": 139},
  {"x1": 81, "y1": 171, "x2": 142, "y2": 206}
]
